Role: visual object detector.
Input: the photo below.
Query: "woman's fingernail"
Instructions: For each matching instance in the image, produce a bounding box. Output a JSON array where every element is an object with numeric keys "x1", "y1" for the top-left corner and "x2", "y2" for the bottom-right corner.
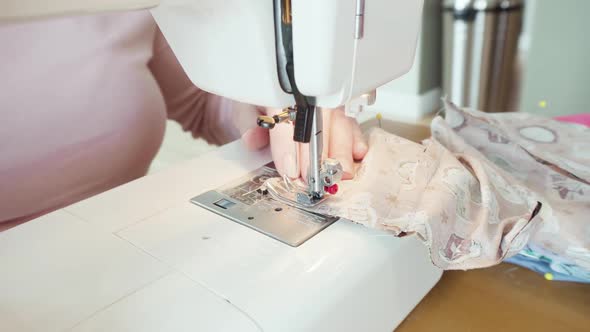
[
  {"x1": 358, "y1": 141, "x2": 368, "y2": 152},
  {"x1": 241, "y1": 129, "x2": 254, "y2": 147},
  {"x1": 343, "y1": 171, "x2": 354, "y2": 180},
  {"x1": 343, "y1": 160, "x2": 354, "y2": 175},
  {"x1": 283, "y1": 154, "x2": 298, "y2": 179}
]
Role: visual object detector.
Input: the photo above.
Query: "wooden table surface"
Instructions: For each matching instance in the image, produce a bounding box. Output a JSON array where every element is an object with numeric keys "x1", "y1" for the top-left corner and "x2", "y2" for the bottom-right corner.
[{"x1": 397, "y1": 263, "x2": 590, "y2": 331}]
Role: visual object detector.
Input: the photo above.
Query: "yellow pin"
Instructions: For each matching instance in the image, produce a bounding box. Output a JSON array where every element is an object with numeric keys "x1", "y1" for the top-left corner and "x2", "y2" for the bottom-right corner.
[
  {"x1": 376, "y1": 113, "x2": 383, "y2": 128},
  {"x1": 544, "y1": 272, "x2": 554, "y2": 281},
  {"x1": 538, "y1": 100, "x2": 547, "y2": 108}
]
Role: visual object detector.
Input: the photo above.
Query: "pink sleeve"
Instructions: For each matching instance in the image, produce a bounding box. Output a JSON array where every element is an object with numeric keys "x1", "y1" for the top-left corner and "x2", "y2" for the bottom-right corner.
[{"x1": 148, "y1": 28, "x2": 240, "y2": 145}]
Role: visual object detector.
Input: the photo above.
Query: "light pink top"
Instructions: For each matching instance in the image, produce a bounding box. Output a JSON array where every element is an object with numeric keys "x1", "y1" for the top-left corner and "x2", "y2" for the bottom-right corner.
[{"x1": 0, "y1": 11, "x2": 236, "y2": 230}]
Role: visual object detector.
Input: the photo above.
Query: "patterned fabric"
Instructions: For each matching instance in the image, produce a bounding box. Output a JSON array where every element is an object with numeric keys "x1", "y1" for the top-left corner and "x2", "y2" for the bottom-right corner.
[
  {"x1": 302, "y1": 100, "x2": 590, "y2": 272},
  {"x1": 308, "y1": 128, "x2": 542, "y2": 270},
  {"x1": 434, "y1": 100, "x2": 590, "y2": 274}
]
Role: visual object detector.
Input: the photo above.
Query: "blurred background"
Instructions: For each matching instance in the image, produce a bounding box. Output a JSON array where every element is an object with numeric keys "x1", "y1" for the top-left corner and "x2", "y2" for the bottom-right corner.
[
  {"x1": 153, "y1": 0, "x2": 589, "y2": 172},
  {"x1": 370, "y1": 0, "x2": 590, "y2": 120}
]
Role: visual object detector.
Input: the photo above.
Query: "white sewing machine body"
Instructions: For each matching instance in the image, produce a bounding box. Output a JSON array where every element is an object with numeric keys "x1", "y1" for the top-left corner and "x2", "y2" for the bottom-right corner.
[
  {"x1": 152, "y1": 0, "x2": 424, "y2": 108},
  {"x1": 2, "y1": 0, "x2": 424, "y2": 109},
  {"x1": 1, "y1": 0, "x2": 442, "y2": 330},
  {"x1": 1, "y1": 141, "x2": 441, "y2": 331}
]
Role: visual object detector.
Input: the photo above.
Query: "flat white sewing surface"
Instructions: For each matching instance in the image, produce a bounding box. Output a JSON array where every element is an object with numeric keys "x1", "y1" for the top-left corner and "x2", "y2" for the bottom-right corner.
[{"x1": 0, "y1": 140, "x2": 441, "y2": 332}]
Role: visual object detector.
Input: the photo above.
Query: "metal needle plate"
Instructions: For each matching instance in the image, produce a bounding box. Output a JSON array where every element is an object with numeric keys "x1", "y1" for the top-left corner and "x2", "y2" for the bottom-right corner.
[{"x1": 191, "y1": 165, "x2": 338, "y2": 247}]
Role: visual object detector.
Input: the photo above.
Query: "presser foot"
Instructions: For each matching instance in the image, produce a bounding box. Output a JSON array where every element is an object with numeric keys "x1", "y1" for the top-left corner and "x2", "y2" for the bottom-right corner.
[
  {"x1": 264, "y1": 176, "x2": 329, "y2": 208},
  {"x1": 255, "y1": 106, "x2": 343, "y2": 208},
  {"x1": 263, "y1": 158, "x2": 343, "y2": 209}
]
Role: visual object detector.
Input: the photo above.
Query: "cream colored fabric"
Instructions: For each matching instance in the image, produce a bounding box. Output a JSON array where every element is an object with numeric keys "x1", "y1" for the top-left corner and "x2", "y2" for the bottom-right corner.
[
  {"x1": 433, "y1": 101, "x2": 590, "y2": 272},
  {"x1": 308, "y1": 100, "x2": 589, "y2": 271},
  {"x1": 311, "y1": 129, "x2": 541, "y2": 270}
]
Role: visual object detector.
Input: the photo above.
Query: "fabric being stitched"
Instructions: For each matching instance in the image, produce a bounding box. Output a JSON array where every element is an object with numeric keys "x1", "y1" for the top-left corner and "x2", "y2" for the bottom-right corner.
[
  {"x1": 307, "y1": 100, "x2": 590, "y2": 273},
  {"x1": 434, "y1": 100, "x2": 590, "y2": 278},
  {"x1": 309, "y1": 128, "x2": 542, "y2": 270}
]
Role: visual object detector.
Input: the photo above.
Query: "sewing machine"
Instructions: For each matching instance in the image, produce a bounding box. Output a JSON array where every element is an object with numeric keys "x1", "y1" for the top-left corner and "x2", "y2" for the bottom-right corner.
[
  {"x1": 153, "y1": 0, "x2": 429, "y2": 246},
  {"x1": 1, "y1": 1, "x2": 442, "y2": 331}
]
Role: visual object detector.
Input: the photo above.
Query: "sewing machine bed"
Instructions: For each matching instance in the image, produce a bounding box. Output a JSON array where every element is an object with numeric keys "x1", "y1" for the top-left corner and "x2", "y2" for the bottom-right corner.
[
  {"x1": 1, "y1": 119, "x2": 587, "y2": 332},
  {"x1": 1, "y1": 117, "x2": 444, "y2": 332},
  {"x1": 374, "y1": 119, "x2": 590, "y2": 332}
]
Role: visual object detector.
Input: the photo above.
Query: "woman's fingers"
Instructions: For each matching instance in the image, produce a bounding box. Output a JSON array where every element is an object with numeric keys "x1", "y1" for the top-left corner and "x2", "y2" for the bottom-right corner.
[
  {"x1": 321, "y1": 108, "x2": 332, "y2": 160},
  {"x1": 267, "y1": 108, "x2": 300, "y2": 179},
  {"x1": 241, "y1": 126, "x2": 270, "y2": 151},
  {"x1": 258, "y1": 106, "x2": 368, "y2": 183},
  {"x1": 228, "y1": 102, "x2": 270, "y2": 150},
  {"x1": 328, "y1": 109, "x2": 355, "y2": 179},
  {"x1": 351, "y1": 118, "x2": 368, "y2": 161}
]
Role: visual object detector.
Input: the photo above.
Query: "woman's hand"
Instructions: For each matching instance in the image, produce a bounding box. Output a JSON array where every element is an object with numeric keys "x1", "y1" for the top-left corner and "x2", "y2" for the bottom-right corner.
[
  {"x1": 231, "y1": 103, "x2": 368, "y2": 180},
  {"x1": 148, "y1": 29, "x2": 368, "y2": 177}
]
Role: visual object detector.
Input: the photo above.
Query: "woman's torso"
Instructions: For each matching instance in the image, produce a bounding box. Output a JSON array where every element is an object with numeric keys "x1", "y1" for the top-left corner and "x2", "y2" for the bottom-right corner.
[{"x1": 0, "y1": 11, "x2": 166, "y2": 228}]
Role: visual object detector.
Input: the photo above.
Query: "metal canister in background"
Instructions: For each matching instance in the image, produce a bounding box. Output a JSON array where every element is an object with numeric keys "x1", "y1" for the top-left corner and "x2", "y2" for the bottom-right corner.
[{"x1": 442, "y1": 0, "x2": 523, "y2": 112}]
